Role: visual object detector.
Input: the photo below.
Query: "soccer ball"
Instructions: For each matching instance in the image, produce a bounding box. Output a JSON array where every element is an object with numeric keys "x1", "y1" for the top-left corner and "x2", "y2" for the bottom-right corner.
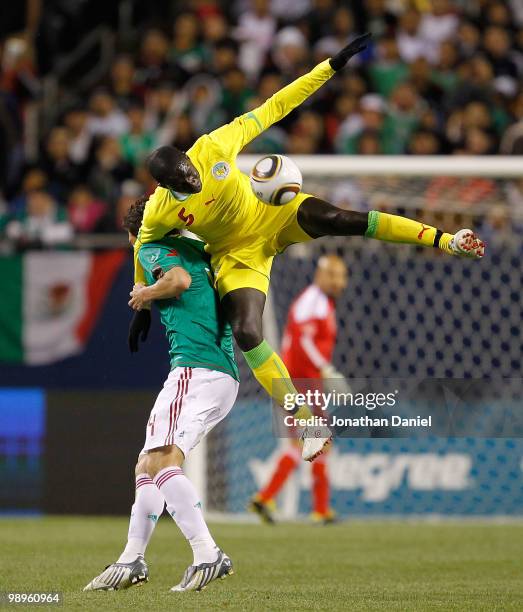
[{"x1": 250, "y1": 155, "x2": 303, "y2": 205}]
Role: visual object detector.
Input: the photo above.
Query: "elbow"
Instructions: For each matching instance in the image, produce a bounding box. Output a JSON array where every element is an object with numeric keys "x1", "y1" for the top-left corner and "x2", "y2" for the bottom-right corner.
[{"x1": 175, "y1": 270, "x2": 192, "y2": 294}]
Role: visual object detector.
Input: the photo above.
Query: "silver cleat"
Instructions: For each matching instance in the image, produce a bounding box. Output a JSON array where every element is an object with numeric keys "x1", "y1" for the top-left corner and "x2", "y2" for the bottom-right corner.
[
  {"x1": 171, "y1": 550, "x2": 233, "y2": 592},
  {"x1": 83, "y1": 555, "x2": 149, "y2": 591}
]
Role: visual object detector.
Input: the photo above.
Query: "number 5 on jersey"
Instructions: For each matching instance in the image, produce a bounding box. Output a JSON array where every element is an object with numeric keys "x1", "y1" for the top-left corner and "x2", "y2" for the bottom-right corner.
[{"x1": 178, "y1": 207, "x2": 194, "y2": 227}]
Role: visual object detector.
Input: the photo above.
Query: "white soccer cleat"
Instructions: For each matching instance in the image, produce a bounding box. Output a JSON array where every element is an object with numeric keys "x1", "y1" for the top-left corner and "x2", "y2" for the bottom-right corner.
[
  {"x1": 301, "y1": 426, "x2": 332, "y2": 462},
  {"x1": 450, "y1": 229, "x2": 485, "y2": 259},
  {"x1": 83, "y1": 556, "x2": 148, "y2": 591}
]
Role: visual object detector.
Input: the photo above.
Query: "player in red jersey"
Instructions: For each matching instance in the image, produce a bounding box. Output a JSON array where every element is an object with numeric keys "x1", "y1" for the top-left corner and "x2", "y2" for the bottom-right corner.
[{"x1": 249, "y1": 255, "x2": 348, "y2": 524}]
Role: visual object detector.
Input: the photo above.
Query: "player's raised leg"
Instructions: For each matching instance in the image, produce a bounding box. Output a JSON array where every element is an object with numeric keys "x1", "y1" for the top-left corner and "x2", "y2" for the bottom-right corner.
[
  {"x1": 83, "y1": 456, "x2": 164, "y2": 591},
  {"x1": 297, "y1": 197, "x2": 485, "y2": 258},
  {"x1": 221, "y1": 288, "x2": 300, "y2": 411},
  {"x1": 221, "y1": 288, "x2": 331, "y2": 462}
]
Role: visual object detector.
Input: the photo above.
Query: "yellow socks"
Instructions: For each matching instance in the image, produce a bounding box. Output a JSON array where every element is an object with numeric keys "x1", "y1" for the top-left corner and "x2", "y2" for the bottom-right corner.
[
  {"x1": 366, "y1": 211, "x2": 454, "y2": 254},
  {"x1": 242, "y1": 340, "x2": 312, "y2": 419}
]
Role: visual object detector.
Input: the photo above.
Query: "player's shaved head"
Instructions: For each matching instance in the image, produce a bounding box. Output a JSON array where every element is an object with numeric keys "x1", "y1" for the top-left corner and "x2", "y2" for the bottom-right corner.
[
  {"x1": 315, "y1": 254, "x2": 348, "y2": 299},
  {"x1": 147, "y1": 146, "x2": 202, "y2": 194}
]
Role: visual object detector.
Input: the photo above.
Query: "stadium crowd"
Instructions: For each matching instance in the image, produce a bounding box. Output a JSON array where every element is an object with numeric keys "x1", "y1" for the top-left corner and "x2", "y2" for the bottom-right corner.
[{"x1": 1, "y1": 0, "x2": 522, "y2": 245}]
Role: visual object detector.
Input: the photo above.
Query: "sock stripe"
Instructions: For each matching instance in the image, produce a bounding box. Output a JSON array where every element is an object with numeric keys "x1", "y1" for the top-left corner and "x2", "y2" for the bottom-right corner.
[
  {"x1": 154, "y1": 468, "x2": 184, "y2": 489},
  {"x1": 135, "y1": 476, "x2": 154, "y2": 490},
  {"x1": 243, "y1": 340, "x2": 273, "y2": 369}
]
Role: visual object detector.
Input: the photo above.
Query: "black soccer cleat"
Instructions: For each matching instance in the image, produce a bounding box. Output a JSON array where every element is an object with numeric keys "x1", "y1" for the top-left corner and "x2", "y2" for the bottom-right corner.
[{"x1": 248, "y1": 496, "x2": 276, "y2": 524}]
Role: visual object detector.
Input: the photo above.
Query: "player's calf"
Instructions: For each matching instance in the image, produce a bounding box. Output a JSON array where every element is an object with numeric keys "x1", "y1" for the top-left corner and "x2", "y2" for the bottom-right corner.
[{"x1": 297, "y1": 199, "x2": 485, "y2": 259}]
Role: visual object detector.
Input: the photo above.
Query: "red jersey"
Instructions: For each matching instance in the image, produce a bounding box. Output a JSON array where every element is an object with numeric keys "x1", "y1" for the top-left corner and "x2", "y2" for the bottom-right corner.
[{"x1": 281, "y1": 284, "x2": 337, "y2": 380}]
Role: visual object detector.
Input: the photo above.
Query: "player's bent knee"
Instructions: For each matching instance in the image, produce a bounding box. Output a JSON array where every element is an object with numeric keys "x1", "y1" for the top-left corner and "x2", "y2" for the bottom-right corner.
[
  {"x1": 135, "y1": 454, "x2": 150, "y2": 477},
  {"x1": 232, "y1": 320, "x2": 263, "y2": 351},
  {"x1": 146, "y1": 444, "x2": 185, "y2": 478},
  {"x1": 298, "y1": 197, "x2": 368, "y2": 237}
]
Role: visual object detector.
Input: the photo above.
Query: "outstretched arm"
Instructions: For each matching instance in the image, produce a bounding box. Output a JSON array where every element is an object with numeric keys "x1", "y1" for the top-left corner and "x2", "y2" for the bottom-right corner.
[
  {"x1": 129, "y1": 266, "x2": 192, "y2": 310},
  {"x1": 208, "y1": 33, "x2": 371, "y2": 158}
]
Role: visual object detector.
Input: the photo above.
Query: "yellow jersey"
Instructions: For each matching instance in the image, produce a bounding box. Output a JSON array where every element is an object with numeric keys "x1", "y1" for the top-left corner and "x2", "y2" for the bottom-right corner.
[{"x1": 134, "y1": 59, "x2": 335, "y2": 285}]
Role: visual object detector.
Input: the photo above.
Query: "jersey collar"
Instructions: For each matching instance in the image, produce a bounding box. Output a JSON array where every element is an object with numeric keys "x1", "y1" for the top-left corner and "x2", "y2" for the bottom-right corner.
[{"x1": 169, "y1": 189, "x2": 191, "y2": 202}]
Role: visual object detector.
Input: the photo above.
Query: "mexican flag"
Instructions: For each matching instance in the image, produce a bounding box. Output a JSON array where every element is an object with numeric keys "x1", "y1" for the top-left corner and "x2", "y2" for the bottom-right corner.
[{"x1": 1, "y1": 250, "x2": 126, "y2": 365}]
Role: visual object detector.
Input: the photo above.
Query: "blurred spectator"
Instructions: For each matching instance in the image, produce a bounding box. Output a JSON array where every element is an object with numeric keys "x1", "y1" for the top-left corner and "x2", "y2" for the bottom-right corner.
[
  {"x1": 363, "y1": 0, "x2": 395, "y2": 40},
  {"x1": 211, "y1": 38, "x2": 240, "y2": 75},
  {"x1": 314, "y1": 6, "x2": 355, "y2": 62},
  {"x1": 397, "y1": 9, "x2": 436, "y2": 64},
  {"x1": 181, "y1": 75, "x2": 223, "y2": 136},
  {"x1": 9, "y1": 166, "x2": 48, "y2": 215},
  {"x1": 170, "y1": 13, "x2": 205, "y2": 75},
  {"x1": 418, "y1": 0, "x2": 459, "y2": 51},
  {"x1": 220, "y1": 68, "x2": 254, "y2": 120},
  {"x1": 5, "y1": 190, "x2": 73, "y2": 249},
  {"x1": 483, "y1": 26, "x2": 518, "y2": 79},
  {"x1": 368, "y1": 37, "x2": 408, "y2": 97},
  {"x1": 457, "y1": 20, "x2": 481, "y2": 58},
  {"x1": 135, "y1": 28, "x2": 173, "y2": 88},
  {"x1": 408, "y1": 130, "x2": 442, "y2": 155},
  {"x1": 501, "y1": 91, "x2": 523, "y2": 154},
  {"x1": 108, "y1": 55, "x2": 145, "y2": 108},
  {"x1": 42, "y1": 127, "x2": 80, "y2": 198},
  {"x1": 408, "y1": 58, "x2": 444, "y2": 109},
  {"x1": 336, "y1": 94, "x2": 387, "y2": 154},
  {"x1": 115, "y1": 179, "x2": 143, "y2": 230},
  {"x1": 433, "y1": 41, "x2": 460, "y2": 92},
  {"x1": 67, "y1": 186, "x2": 107, "y2": 233},
  {"x1": 119, "y1": 103, "x2": 156, "y2": 166},
  {"x1": 63, "y1": 107, "x2": 92, "y2": 166},
  {"x1": 235, "y1": 0, "x2": 276, "y2": 79},
  {"x1": 88, "y1": 90, "x2": 129, "y2": 137},
  {"x1": 357, "y1": 130, "x2": 382, "y2": 155},
  {"x1": 88, "y1": 137, "x2": 133, "y2": 204},
  {"x1": 304, "y1": 0, "x2": 338, "y2": 44},
  {"x1": 272, "y1": 27, "x2": 308, "y2": 76},
  {"x1": 384, "y1": 82, "x2": 424, "y2": 154}
]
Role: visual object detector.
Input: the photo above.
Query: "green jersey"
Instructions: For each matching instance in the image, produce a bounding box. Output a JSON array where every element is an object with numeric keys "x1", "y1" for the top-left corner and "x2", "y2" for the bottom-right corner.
[{"x1": 138, "y1": 236, "x2": 239, "y2": 381}]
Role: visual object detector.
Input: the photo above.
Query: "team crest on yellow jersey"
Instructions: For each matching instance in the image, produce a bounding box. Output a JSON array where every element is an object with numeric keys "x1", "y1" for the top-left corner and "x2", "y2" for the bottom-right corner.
[{"x1": 212, "y1": 161, "x2": 230, "y2": 181}]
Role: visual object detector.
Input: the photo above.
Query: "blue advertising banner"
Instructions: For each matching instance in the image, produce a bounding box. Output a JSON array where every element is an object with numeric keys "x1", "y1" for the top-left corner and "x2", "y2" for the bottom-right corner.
[
  {"x1": 226, "y1": 401, "x2": 523, "y2": 516},
  {"x1": 0, "y1": 389, "x2": 45, "y2": 513}
]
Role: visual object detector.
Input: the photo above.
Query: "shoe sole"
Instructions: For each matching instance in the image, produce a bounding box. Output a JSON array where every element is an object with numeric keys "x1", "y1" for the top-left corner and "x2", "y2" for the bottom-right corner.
[
  {"x1": 456, "y1": 231, "x2": 485, "y2": 258},
  {"x1": 304, "y1": 436, "x2": 332, "y2": 462}
]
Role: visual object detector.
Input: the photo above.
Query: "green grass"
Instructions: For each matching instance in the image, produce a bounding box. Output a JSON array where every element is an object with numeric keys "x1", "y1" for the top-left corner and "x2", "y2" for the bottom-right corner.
[{"x1": 1, "y1": 517, "x2": 522, "y2": 611}]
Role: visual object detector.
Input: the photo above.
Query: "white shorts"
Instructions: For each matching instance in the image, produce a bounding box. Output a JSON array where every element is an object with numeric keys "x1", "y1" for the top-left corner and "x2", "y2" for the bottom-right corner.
[{"x1": 140, "y1": 366, "x2": 239, "y2": 457}]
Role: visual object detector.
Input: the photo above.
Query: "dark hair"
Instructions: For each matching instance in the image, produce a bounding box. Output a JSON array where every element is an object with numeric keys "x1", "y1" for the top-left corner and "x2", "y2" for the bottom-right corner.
[
  {"x1": 123, "y1": 195, "x2": 148, "y2": 237},
  {"x1": 123, "y1": 194, "x2": 180, "y2": 238}
]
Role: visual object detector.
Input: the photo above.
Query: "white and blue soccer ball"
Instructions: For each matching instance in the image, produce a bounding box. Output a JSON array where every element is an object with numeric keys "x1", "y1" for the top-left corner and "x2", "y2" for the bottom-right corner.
[{"x1": 250, "y1": 154, "x2": 303, "y2": 206}]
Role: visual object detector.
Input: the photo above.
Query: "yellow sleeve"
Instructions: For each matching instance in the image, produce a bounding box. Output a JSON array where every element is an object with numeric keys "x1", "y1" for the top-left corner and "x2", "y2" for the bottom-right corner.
[
  {"x1": 133, "y1": 188, "x2": 184, "y2": 284},
  {"x1": 207, "y1": 59, "x2": 335, "y2": 158}
]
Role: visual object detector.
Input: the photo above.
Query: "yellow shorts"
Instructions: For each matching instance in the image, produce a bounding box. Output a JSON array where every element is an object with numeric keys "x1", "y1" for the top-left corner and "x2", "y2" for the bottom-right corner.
[{"x1": 211, "y1": 192, "x2": 313, "y2": 299}]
